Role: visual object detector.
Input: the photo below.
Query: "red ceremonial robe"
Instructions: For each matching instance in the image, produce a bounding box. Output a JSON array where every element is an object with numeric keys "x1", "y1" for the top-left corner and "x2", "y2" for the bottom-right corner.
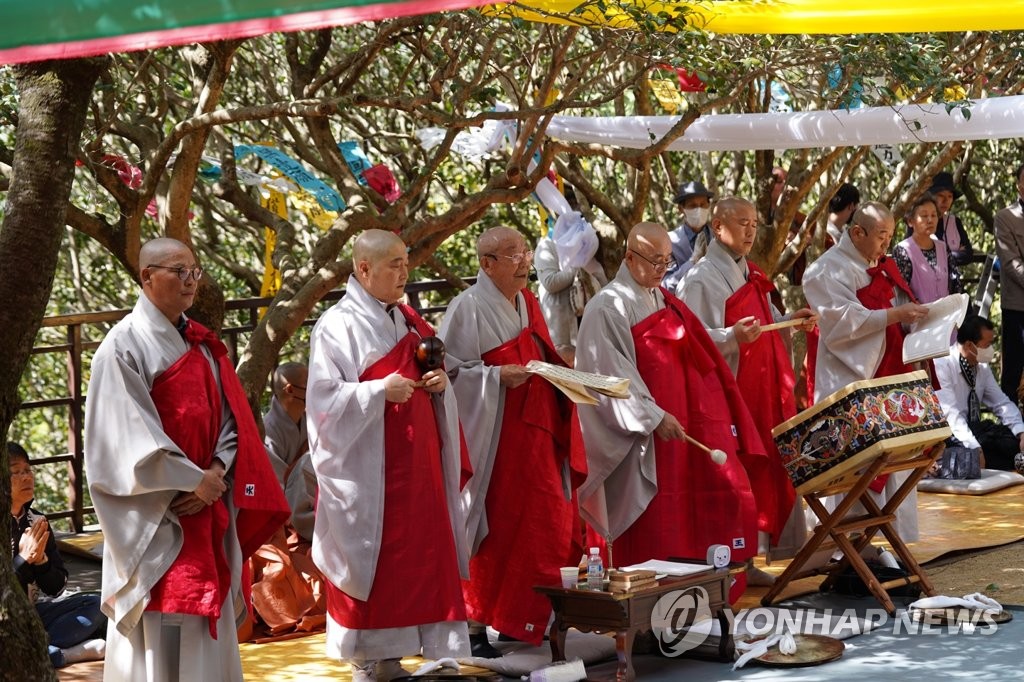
[
  {"x1": 723, "y1": 263, "x2": 797, "y2": 543},
  {"x1": 617, "y1": 291, "x2": 762, "y2": 603},
  {"x1": 148, "y1": 321, "x2": 290, "y2": 637},
  {"x1": 855, "y1": 258, "x2": 918, "y2": 492},
  {"x1": 326, "y1": 307, "x2": 467, "y2": 630},
  {"x1": 465, "y1": 291, "x2": 587, "y2": 645}
]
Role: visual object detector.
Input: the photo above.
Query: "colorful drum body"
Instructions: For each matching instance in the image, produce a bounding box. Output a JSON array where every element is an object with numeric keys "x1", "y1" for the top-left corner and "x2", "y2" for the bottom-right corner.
[{"x1": 772, "y1": 371, "x2": 951, "y2": 494}]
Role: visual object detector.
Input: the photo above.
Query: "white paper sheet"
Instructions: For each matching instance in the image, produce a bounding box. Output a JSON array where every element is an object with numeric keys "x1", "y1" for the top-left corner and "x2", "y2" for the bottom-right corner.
[
  {"x1": 620, "y1": 559, "x2": 713, "y2": 576},
  {"x1": 903, "y1": 293, "x2": 969, "y2": 364}
]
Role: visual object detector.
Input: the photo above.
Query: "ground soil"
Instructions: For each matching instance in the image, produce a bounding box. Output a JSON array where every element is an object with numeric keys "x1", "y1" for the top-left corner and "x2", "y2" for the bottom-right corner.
[{"x1": 923, "y1": 540, "x2": 1024, "y2": 604}]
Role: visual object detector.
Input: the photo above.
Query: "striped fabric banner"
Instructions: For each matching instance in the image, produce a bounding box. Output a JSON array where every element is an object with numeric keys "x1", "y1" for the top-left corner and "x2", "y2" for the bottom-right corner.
[
  {"x1": 0, "y1": 0, "x2": 490, "y2": 65},
  {"x1": 4, "y1": 1, "x2": 1023, "y2": 65}
]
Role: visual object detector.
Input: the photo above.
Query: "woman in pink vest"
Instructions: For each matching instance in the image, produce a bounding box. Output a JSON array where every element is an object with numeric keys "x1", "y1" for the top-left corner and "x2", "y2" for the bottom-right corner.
[{"x1": 892, "y1": 193, "x2": 964, "y2": 304}]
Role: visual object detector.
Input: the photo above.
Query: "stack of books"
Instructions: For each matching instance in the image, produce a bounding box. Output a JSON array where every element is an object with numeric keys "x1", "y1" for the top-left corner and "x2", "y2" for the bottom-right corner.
[{"x1": 606, "y1": 569, "x2": 658, "y2": 593}]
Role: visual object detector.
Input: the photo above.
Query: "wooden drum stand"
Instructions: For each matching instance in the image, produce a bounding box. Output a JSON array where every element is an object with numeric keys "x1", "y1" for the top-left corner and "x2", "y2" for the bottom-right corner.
[{"x1": 762, "y1": 371, "x2": 951, "y2": 614}]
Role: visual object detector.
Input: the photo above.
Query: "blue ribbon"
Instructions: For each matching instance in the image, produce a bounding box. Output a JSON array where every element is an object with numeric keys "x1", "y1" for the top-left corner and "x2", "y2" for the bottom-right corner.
[
  {"x1": 234, "y1": 145, "x2": 346, "y2": 211},
  {"x1": 338, "y1": 140, "x2": 372, "y2": 186}
]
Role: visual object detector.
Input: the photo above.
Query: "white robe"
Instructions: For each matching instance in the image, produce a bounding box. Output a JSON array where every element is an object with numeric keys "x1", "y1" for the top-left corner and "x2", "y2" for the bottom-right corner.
[
  {"x1": 85, "y1": 295, "x2": 244, "y2": 682},
  {"x1": 307, "y1": 275, "x2": 469, "y2": 661},
  {"x1": 263, "y1": 396, "x2": 308, "y2": 487},
  {"x1": 574, "y1": 264, "x2": 667, "y2": 538},
  {"x1": 802, "y1": 231, "x2": 919, "y2": 542},
  {"x1": 803, "y1": 231, "x2": 893, "y2": 401},
  {"x1": 439, "y1": 270, "x2": 537, "y2": 551}
]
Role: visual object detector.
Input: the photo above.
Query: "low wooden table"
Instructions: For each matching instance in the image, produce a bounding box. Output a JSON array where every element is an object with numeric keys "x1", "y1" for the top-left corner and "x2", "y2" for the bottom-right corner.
[{"x1": 535, "y1": 564, "x2": 736, "y2": 682}]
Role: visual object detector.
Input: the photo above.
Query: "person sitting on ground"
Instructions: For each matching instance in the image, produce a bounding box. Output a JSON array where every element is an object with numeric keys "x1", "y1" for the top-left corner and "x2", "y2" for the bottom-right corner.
[
  {"x1": 934, "y1": 316, "x2": 1024, "y2": 475},
  {"x1": 8, "y1": 442, "x2": 107, "y2": 669},
  {"x1": 263, "y1": 362, "x2": 309, "y2": 487}
]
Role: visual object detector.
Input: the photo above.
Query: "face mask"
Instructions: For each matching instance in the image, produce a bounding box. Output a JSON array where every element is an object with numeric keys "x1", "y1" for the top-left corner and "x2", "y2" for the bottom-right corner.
[
  {"x1": 975, "y1": 345, "x2": 995, "y2": 364},
  {"x1": 684, "y1": 207, "x2": 710, "y2": 228}
]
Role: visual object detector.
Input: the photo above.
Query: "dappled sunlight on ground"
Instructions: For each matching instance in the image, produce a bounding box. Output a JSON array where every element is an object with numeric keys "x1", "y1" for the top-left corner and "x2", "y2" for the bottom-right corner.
[{"x1": 58, "y1": 486, "x2": 1024, "y2": 680}]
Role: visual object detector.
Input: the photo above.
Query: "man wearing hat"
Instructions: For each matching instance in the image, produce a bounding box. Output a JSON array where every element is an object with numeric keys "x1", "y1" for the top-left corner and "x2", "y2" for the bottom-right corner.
[
  {"x1": 929, "y1": 171, "x2": 974, "y2": 265},
  {"x1": 663, "y1": 179, "x2": 714, "y2": 291}
]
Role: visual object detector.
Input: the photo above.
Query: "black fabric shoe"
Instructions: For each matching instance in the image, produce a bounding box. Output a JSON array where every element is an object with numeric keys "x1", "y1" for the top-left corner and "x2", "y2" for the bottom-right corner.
[
  {"x1": 469, "y1": 632, "x2": 502, "y2": 659},
  {"x1": 496, "y1": 632, "x2": 521, "y2": 643}
]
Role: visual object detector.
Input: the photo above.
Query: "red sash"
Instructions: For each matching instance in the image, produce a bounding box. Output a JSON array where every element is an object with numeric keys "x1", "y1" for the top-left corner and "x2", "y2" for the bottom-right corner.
[
  {"x1": 463, "y1": 290, "x2": 586, "y2": 645},
  {"x1": 147, "y1": 343, "x2": 231, "y2": 634},
  {"x1": 148, "y1": 323, "x2": 289, "y2": 635},
  {"x1": 724, "y1": 263, "x2": 797, "y2": 543},
  {"x1": 855, "y1": 258, "x2": 917, "y2": 492},
  {"x1": 800, "y1": 326, "x2": 819, "y2": 410},
  {"x1": 618, "y1": 291, "x2": 762, "y2": 603},
  {"x1": 856, "y1": 257, "x2": 917, "y2": 379},
  {"x1": 325, "y1": 307, "x2": 467, "y2": 629}
]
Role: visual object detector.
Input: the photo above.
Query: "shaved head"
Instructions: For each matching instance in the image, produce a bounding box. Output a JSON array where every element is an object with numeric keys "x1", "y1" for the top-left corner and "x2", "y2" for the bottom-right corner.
[
  {"x1": 477, "y1": 225, "x2": 531, "y2": 301},
  {"x1": 711, "y1": 196, "x2": 754, "y2": 223},
  {"x1": 851, "y1": 201, "x2": 892, "y2": 234},
  {"x1": 711, "y1": 196, "x2": 758, "y2": 257},
  {"x1": 476, "y1": 226, "x2": 522, "y2": 257},
  {"x1": 626, "y1": 222, "x2": 670, "y2": 253},
  {"x1": 139, "y1": 237, "x2": 198, "y2": 322},
  {"x1": 140, "y1": 237, "x2": 192, "y2": 279},
  {"x1": 352, "y1": 229, "x2": 406, "y2": 268},
  {"x1": 849, "y1": 201, "x2": 896, "y2": 263},
  {"x1": 625, "y1": 222, "x2": 672, "y2": 289},
  {"x1": 272, "y1": 362, "x2": 307, "y2": 396},
  {"x1": 352, "y1": 229, "x2": 409, "y2": 304}
]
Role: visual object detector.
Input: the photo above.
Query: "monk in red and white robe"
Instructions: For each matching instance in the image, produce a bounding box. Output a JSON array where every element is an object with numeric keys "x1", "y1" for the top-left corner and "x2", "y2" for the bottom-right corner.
[
  {"x1": 86, "y1": 238, "x2": 289, "y2": 682},
  {"x1": 804, "y1": 202, "x2": 929, "y2": 541},
  {"x1": 307, "y1": 230, "x2": 471, "y2": 680},
  {"x1": 679, "y1": 197, "x2": 817, "y2": 560},
  {"x1": 576, "y1": 222, "x2": 765, "y2": 604},
  {"x1": 440, "y1": 226, "x2": 586, "y2": 652}
]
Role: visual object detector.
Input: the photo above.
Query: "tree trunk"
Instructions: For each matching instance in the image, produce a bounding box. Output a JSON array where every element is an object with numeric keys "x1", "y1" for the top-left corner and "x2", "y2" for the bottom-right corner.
[{"x1": 0, "y1": 57, "x2": 105, "y2": 682}]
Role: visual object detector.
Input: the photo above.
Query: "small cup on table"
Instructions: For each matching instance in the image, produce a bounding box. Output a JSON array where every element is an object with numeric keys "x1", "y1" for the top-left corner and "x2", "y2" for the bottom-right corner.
[{"x1": 559, "y1": 566, "x2": 579, "y2": 589}]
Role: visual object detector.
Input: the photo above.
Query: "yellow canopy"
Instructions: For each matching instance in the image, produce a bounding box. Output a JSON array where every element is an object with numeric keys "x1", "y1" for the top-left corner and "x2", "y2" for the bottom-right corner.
[{"x1": 490, "y1": 0, "x2": 1024, "y2": 34}]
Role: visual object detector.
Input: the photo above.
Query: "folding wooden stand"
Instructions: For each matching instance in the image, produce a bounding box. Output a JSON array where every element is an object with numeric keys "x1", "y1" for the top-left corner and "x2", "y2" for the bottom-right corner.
[{"x1": 761, "y1": 443, "x2": 945, "y2": 614}]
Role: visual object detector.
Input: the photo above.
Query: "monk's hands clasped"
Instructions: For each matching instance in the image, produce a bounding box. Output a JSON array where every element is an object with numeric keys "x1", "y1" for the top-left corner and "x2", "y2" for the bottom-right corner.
[
  {"x1": 733, "y1": 316, "x2": 762, "y2": 344},
  {"x1": 383, "y1": 372, "x2": 416, "y2": 403},
  {"x1": 18, "y1": 516, "x2": 50, "y2": 565},
  {"x1": 174, "y1": 464, "x2": 226, "y2": 516},
  {"x1": 418, "y1": 369, "x2": 448, "y2": 394}
]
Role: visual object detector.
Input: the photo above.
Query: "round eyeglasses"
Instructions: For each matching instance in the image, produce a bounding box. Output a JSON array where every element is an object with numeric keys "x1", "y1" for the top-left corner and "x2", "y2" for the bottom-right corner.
[
  {"x1": 629, "y1": 249, "x2": 675, "y2": 273},
  {"x1": 484, "y1": 250, "x2": 535, "y2": 266},
  {"x1": 147, "y1": 264, "x2": 204, "y2": 282}
]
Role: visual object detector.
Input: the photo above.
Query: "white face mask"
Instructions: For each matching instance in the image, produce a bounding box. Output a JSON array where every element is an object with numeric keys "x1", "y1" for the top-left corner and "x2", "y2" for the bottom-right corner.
[
  {"x1": 975, "y1": 345, "x2": 995, "y2": 364},
  {"x1": 684, "y1": 207, "x2": 710, "y2": 228}
]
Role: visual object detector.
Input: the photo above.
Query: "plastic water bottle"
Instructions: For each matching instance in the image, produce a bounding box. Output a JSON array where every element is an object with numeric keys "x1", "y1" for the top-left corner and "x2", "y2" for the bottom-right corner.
[{"x1": 587, "y1": 547, "x2": 604, "y2": 591}]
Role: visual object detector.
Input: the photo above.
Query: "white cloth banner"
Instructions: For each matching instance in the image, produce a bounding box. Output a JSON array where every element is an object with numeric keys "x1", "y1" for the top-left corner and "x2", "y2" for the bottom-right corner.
[{"x1": 544, "y1": 95, "x2": 1024, "y2": 152}]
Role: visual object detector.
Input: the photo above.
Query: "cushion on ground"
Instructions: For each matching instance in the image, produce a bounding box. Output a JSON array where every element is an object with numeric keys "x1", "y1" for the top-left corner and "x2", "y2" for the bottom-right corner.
[
  {"x1": 917, "y1": 468, "x2": 1024, "y2": 495},
  {"x1": 56, "y1": 531, "x2": 104, "y2": 561}
]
